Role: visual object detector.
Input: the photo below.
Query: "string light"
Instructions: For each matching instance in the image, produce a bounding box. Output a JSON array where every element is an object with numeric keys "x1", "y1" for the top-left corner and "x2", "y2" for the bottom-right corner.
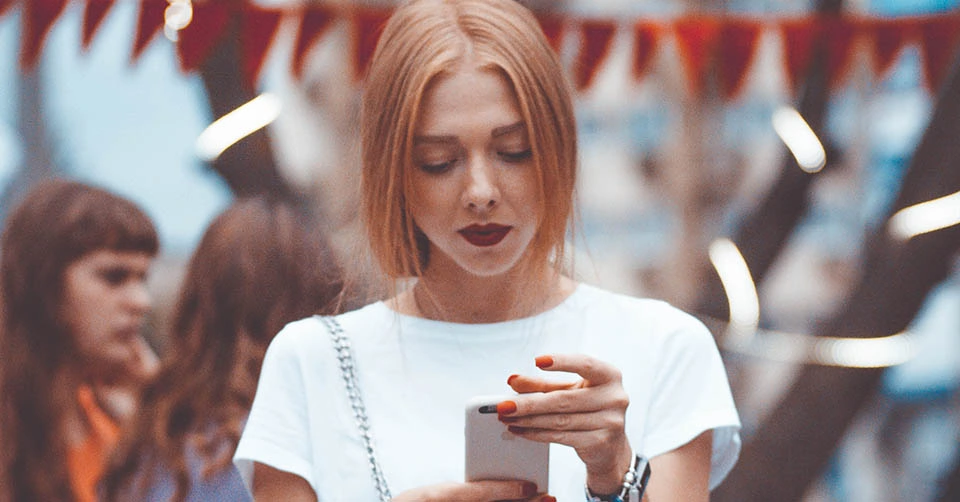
[
  {"x1": 772, "y1": 106, "x2": 826, "y2": 173},
  {"x1": 196, "y1": 93, "x2": 283, "y2": 161},
  {"x1": 888, "y1": 190, "x2": 960, "y2": 241},
  {"x1": 164, "y1": 0, "x2": 193, "y2": 42}
]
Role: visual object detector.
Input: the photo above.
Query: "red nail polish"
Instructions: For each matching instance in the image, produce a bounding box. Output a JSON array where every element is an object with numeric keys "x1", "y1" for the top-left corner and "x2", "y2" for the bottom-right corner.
[
  {"x1": 521, "y1": 481, "x2": 538, "y2": 497},
  {"x1": 496, "y1": 400, "x2": 517, "y2": 415},
  {"x1": 541, "y1": 496, "x2": 556, "y2": 502},
  {"x1": 507, "y1": 425, "x2": 526, "y2": 434},
  {"x1": 507, "y1": 374, "x2": 519, "y2": 386},
  {"x1": 535, "y1": 355, "x2": 553, "y2": 368}
]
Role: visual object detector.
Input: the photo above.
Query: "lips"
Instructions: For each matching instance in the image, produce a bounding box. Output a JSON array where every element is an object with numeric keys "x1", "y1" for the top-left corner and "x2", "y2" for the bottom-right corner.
[{"x1": 458, "y1": 224, "x2": 512, "y2": 247}]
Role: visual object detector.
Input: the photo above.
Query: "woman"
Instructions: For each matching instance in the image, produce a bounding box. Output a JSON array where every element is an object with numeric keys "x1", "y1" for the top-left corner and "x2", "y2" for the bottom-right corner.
[
  {"x1": 235, "y1": 0, "x2": 741, "y2": 500},
  {"x1": 99, "y1": 198, "x2": 343, "y2": 502},
  {"x1": 0, "y1": 179, "x2": 160, "y2": 502}
]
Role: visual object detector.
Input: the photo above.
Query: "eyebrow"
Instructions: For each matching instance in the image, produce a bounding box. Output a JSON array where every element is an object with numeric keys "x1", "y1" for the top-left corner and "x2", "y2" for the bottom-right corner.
[{"x1": 413, "y1": 121, "x2": 527, "y2": 144}]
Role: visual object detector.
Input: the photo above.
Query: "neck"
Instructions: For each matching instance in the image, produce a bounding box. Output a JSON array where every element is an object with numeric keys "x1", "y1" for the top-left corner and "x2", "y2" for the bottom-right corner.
[{"x1": 408, "y1": 265, "x2": 573, "y2": 324}]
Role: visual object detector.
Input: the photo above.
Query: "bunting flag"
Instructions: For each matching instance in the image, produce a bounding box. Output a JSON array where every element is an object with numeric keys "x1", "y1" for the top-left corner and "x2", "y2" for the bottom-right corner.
[
  {"x1": 632, "y1": 21, "x2": 661, "y2": 83},
  {"x1": 870, "y1": 18, "x2": 912, "y2": 78},
  {"x1": 574, "y1": 19, "x2": 616, "y2": 91},
  {"x1": 240, "y1": 6, "x2": 282, "y2": 88},
  {"x1": 176, "y1": 2, "x2": 230, "y2": 73},
  {"x1": 535, "y1": 13, "x2": 565, "y2": 53},
  {"x1": 918, "y1": 15, "x2": 960, "y2": 91},
  {"x1": 130, "y1": 0, "x2": 164, "y2": 63},
  {"x1": 292, "y1": 6, "x2": 335, "y2": 80},
  {"x1": 351, "y1": 7, "x2": 391, "y2": 81},
  {"x1": 81, "y1": 0, "x2": 114, "y2": 51},
  {"x1": 823, "y1": 17, "x2": 857, "y2": 89},
  {"x1": 0, "y1": 0, "x2": 14, "y2": 17},
  {"x1": 718, "y1": 19, "x2": 762, "y2": 99},
  {"x1": 3, "y1": 1, "x2": 960, "y2": 99},
  {"x1": 20, "y1": 0, "x2": 69, "y2": 70},
  {"x1": 780, "y1": 18, "x2": 819, "y2": 96},
  {"x1": 674, "y1": 16, "x2": 721, "y2": 96}
]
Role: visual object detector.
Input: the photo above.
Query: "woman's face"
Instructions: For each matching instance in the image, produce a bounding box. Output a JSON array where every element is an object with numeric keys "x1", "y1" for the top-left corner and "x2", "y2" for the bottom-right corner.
[
  {"x1": 60, "y1": 249, "x2": 156, "y2": 383},
  {"x1": 409, "y1": 60, "x2": 541, "y2": 280}
]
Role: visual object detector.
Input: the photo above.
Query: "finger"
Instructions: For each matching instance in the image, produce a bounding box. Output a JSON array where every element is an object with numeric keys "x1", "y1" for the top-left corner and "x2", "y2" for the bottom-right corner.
[
  {"x1": 507, "y1": 373, "x2": 578, "y2": 394},
  {"x1": 534, "y1": 354, "x2": 622, "y2": 387},
  {"x1": 462, "y1": 480, "x2": 542, "y2": 501},
  {"x1": 499, "y1": 410, "x2": 619, "y2": 432},
  {"x1": 499, "y1": 386, "x2": 623, "y2": 418}
]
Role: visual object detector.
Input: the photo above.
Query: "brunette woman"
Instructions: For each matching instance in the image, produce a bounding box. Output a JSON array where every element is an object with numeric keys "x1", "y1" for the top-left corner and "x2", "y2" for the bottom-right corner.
[
  {"x1": 0, "y1": 178, "x2": 160, "y2": 502},
  {"x1": 100, "y1": 197, "x2": 343, "y2": 502}
]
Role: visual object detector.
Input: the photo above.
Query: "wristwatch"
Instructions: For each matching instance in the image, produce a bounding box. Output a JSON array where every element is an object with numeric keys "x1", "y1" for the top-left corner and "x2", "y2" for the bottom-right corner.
[{"x1": 584, "y1": 452, "x2": 651, "y2": 502}]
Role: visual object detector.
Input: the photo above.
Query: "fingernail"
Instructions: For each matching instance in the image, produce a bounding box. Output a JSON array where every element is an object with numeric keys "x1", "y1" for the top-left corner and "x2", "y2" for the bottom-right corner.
[
  {"x1": 521, "y1": 481, "x2": 538, "y2": 497},
  {"x1": 540, "y1": 496, "x2": 556, "y2": 502},
  {"x1": 507, "y1": 425, "x2": 526, "y2": 434},
  {"x1": 496, "y1": 400, "x2": 517, "y2": 415},
  {"x1": 507, "y1": 374, "x2": 519, "y2": 386},
  {"x1": 535, "y1": 355, "x2": 553, "y2": 368}
]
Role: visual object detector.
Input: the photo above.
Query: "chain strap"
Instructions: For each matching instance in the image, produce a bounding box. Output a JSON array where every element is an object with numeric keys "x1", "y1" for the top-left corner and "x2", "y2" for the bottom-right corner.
[{"x1": 318, "y1": 316, "x2": 393, "y2": 501}]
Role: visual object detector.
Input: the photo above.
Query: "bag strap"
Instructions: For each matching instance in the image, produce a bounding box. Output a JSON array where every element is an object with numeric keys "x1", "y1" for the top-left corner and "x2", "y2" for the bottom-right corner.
[{"x1": 318, "y1": 315, "x2": 393, "y2": 501}]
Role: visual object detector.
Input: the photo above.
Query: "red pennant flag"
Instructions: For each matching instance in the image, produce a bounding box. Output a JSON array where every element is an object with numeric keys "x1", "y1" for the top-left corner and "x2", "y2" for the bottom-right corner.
[
  {"x1": 81, "y1": 0, "x2": 115, "y2": 51},
  {"x1": 718, "y1": 18, "x2": 763, "y2": 99},
  {"x1": 0, "y1": 0, "x2": 15, "y2": 18},
  {"x1": 352, "y1": 7, "x2": 392, "y2": 81},
  {"x1": 574, "y1": 19, "x2": 617, "y2": 91},
  {"x1": 240, "y1": 6, "x2": 282, "y2": 89},
  {"x1": 535, "y1": 13, "x2": 565, "y2": 53},
  {"x1": 869, "y1": 18, "x2": 913, "y2": 78},
  {"x1": 292, "y1": 6, "x2": 335, "y2": 80},
  {"x1": 20, "y1": 0, "x2": 68, "y2": 70},
  {"x1": 918, "y1": 14, "x2": 960, "y2": 92},
  {"x1": 674, "y1": 16, "x2": 722, "y2": 96},
  {"x1": 176, "y1": 3, "x2": 231, "y2": 73},
  {"x1": 779, "y1": 17, "x2": 819, "y2": 96},
  {"x1": 131, "y1": 0, "x2": 165, "y2": 63},
  {"x1": 632, "y1": 21, "x2": 661, "y2": 82},
  {"x1": 822, "y1": 16, "x2": 858, "y2": 89}
]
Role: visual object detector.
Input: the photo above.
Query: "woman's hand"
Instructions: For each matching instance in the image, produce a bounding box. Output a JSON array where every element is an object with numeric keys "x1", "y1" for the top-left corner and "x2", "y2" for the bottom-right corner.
[
  {"x1": 393, "y1": 480, "x2": 554, "y2": 502},
  {"x1": 499, "y1": 354, "x2": 633, "y2": 495}
]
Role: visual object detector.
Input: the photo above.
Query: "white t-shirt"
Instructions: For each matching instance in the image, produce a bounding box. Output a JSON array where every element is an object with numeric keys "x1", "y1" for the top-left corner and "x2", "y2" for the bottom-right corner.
[{"x1": 234, "y1": 283, "x2": 741, "y2": 500}]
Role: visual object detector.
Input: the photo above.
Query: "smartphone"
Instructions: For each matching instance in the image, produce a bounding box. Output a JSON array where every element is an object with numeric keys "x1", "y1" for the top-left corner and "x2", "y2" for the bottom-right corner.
[{"x1": 464, "y1": 395, "x2": 549, "y2": 492}]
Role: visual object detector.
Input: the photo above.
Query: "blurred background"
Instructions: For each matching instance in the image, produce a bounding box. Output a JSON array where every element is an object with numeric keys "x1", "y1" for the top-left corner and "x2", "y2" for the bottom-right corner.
[{"x1": 1, "y1": 0, "x2": 958, "y2": 500}]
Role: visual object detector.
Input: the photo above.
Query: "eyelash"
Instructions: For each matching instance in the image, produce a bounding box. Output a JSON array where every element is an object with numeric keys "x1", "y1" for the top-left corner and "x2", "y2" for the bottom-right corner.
[{"x1": 418, "y1": 150, "x2": 532, "y2": 174}]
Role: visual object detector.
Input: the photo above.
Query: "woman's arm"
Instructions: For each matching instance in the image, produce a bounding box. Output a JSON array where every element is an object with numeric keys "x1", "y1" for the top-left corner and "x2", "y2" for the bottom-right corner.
[
  {"x1": 253, "y1": 463, "x2": 317, "y2": 502},
  {"x1": 645, "y1": 430, "x2": 712, "y2": 501}
]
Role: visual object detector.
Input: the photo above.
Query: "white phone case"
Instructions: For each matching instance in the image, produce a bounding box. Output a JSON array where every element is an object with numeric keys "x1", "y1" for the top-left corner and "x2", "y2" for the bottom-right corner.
[{"x1": 464, "y1": 395, "x2": 550, "y2": 492}]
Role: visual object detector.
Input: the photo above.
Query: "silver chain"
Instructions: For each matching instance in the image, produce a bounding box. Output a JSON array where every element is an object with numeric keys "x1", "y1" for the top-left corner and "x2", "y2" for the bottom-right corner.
[{"x1": 319, "y1": 316, "x2": 393, "y2": 501}]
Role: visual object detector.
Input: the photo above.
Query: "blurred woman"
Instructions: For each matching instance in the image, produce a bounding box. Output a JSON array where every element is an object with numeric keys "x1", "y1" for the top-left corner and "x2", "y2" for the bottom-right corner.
[
  {"x1": 100, "y1": 197, "x2": 343, "y2": 502},
  {"x1": 0, "y1": 178, "x2": 161, "y2": 502}
]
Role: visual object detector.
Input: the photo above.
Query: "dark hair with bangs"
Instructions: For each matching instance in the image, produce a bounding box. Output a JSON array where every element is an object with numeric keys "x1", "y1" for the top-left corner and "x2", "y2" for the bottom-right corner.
[
  {"x1": 100, "y1": 197, "x2": 343, "y2": 502},
  {"x1": 0, "y1": 178, "x2": 159, "y2": 502}
]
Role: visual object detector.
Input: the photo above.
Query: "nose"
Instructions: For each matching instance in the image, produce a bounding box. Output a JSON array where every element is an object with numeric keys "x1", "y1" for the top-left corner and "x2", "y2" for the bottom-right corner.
[
  {"x1": 462, "y1": 155, "x2": 500, "y2": 212},
  {"x1": 126, "y1": 280, "x2": 152, "y2": 316}
]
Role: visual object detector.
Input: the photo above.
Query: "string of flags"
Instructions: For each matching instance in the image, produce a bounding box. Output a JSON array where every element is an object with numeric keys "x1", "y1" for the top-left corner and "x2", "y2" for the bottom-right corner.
[{"x1": 4, "y1": 0, "x2": 960, "y2": 98}]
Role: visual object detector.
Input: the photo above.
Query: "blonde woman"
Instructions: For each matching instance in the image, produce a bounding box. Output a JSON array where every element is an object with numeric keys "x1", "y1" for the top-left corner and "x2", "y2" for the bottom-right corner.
[{"x1": 235, "y1": 1, "x2": 741, "y2": 500}]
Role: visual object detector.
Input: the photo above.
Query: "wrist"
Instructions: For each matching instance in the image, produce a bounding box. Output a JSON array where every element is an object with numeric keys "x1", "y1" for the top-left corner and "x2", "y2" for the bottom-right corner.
[
  {"x1": 585, "y1": 450, "x2": 651, "y2": 502},
  {"x1": 586, "y1": 445, "x2": 634, "y2": 494}
]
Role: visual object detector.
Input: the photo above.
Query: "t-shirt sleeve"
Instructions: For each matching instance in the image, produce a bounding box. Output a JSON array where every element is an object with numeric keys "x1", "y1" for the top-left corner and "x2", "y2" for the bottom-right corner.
[
  {"x1": 642, "y1": 312, "x2": 741, "y2": 490},
  {"x1": 233, "y1": 325, "x2": 316, "y2": 495}
]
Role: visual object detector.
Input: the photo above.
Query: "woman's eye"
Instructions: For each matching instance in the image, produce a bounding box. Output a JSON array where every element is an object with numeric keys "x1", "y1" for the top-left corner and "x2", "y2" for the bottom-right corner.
[
  {"x1": 419, "y1": 161, "x2": 454, "y2": 174},
  {"x1": 499, "y1": 149, "x2": 532, "y2": 163},
  {"x1": 99, "y1": 268, "x2": 129, "y2": 286}
]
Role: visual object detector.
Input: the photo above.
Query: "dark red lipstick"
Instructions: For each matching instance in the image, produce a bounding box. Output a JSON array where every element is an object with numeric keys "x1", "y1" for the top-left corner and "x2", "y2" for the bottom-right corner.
[{"x1": 459, "y1": 224, "x2": 512, "y2": 247}]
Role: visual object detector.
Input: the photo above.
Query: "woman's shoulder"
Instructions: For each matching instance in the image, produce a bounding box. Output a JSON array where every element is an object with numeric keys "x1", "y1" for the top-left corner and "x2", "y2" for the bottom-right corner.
[
  {"x1": 268, "y1": 301, "x2": 393, "y2": 350},
  {"x1": 575, "y1": 284, "x2": 704, "y2": 325}
]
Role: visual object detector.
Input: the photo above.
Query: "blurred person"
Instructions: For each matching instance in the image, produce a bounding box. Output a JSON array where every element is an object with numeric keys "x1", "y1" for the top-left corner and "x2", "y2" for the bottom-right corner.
[
  {"x1": 0, "y1": 178, "x2": 160, "y2": 502},
  {"x1": 235, "y1": 1, "x2": 740, "y2": 501},
  {"x1": 99, "y1": 197, "x2": 343, "y2": 502}
]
